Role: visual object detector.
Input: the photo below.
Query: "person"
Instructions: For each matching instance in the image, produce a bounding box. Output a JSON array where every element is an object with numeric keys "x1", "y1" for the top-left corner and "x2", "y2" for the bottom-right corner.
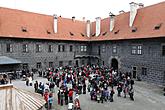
[
  {"x1": 64, "y1": 88, "x2": 69, "y2": 105},
  {"x1": 48, "y1": 93, "x2": 53, "y2": 109},
  {"x1": 96, "y1": 90, "x2": 101, "y2": 103},
  {"x1": 129, "y1": 86, "x2": 134, "y2": 101},
  {"x1": 57, "y1": 90, "x2": 61, "y2": 105},
  {"x1": 26, "y1": 77, "x2": 29, "y2": 86},
  {"x1": 68, "y1": 100, "x2": 74, "y2": 110},
  {"x1": 34, "y1": 81, "x2": 38, "y2": 92},
  {"x1": 74, "y1": 94, "x2": 81, "y2": 110},
  {"x1": 109, "y1": 88, "x2": 115, "y2": 102},
  {"x1": 29, "y1": 76, "x2": 32, "y2": 86},
  {"x1": 117, "y1": 83, "x2": 122, "y2": 97},
  {"x1": 60, "y1": 89, "x2": 64, "y2": 106},
  {"x1": 69, "y1": 89, "x2": 73, "y2": 101},
  {"x1": 43, "y1": 90, "x2": 49, "y2": 108}
]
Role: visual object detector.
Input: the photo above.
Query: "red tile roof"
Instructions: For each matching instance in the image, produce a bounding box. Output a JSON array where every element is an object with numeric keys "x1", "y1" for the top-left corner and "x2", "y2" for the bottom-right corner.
[
  {"x1": 0, "y1": 1, "x2": 165, "y2": 41},
  {"x1": 91, "y1": 1, "x2": 165, "y2": 41},
  {"x1": 0, "y1": 7, "x2": 89, "y2": 41}
]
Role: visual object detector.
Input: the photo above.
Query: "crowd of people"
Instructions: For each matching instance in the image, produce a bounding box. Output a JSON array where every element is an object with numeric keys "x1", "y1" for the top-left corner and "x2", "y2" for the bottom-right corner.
[{"x1": 31, "y1": 65, "x2": 135, "y2": 110}]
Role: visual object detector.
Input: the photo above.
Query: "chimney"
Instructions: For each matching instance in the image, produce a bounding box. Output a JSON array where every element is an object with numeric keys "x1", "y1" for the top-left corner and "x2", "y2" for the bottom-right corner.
[
  {"x1": 72, "y1": 16, "x2": 75, "y2": 22},
  {"x1": 139, "y1": 3, "x2": 144, "y2": 8},
  {"x1": 119, "y1": 10, "x2": 125, "y2": 14},
  {"x1": 109, "y1": 12, "x2": 115, "y2": 32},
  {"x1": 53, "y1": 14, "x2": 58, "y2": 33},
  {"x1": 129, "y1": 2, "x2": 139, "y2": 27},
  {"x1": 86, "y1": 20, "x2": 90, "y2": 37},
  {"x1": 82, "y1": 17, "x2": 85, "y2": 22},
  {"x1": 95, "y1": 17, "x2": 101, "y2": 37}
]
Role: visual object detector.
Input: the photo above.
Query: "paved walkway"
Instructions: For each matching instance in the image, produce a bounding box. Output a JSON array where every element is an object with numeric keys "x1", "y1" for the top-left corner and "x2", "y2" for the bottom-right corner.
[{"x1": 12, "y1": 76, "x2": 165, "y2": 110}]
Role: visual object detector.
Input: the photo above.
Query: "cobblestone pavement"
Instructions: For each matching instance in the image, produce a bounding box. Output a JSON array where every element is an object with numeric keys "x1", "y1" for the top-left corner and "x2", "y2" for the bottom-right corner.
[{"x1": 12, "y1": 75, "x2": 165, "y2": 110}]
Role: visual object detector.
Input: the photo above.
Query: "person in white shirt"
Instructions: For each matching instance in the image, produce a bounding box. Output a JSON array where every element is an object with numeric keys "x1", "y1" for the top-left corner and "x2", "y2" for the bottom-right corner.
[{"x1": 68, "y1": 100, "x2": 74, "y2": 110}]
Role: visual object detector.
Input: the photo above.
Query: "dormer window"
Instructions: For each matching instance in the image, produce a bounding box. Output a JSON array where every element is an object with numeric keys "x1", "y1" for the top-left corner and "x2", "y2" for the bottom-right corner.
[
  {"x1": 47, "y1": 30, "x2": 51, "y2": 34},
  {"x1": 70, "y1": 32, "x2": 74, "y2": 36},
  {"x1": 81, "y1": 33, "x2": 85, "y2": 37},
  {"x1": 132, "y1": 27, "x2": 137, "y2": 32},
  {"x1": 114, "y1": 30, "x2": 119, "y2": 34},
  {"x1": 154, "y1": 23, "x2": 162, "y2": 30},
  {"x1": 22, "y1": 27, "x2": 27, "y2": 32},
  {"x1": 102, "y1": 32, "x2": 107, "y2": 36},
  {"x1": 92, "y1": 33, "x2": 96, "y2": 37}
]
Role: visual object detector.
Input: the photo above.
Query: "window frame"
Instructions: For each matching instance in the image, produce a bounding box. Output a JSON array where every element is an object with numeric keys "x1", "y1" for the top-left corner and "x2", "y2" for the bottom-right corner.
[
  {"x1": 48, "y1": 45, "x2": 53, "y2": 52},
  {"x1": 36, "y1": 62, "x2": 42, "y2": 69},
  {"x1": 6, "y1": 44, "x2": 13, "y2": 53},
  {"x1": 142, "y1": 67, "x2": 147, "y2": 75},
  {"x1": 69, "y1": 45, "x2": 73, "y2": 52},
  {"x1": 22, "y1": 44, "x2": 28, "y2": 53},
  {"x1": 112, "y1": 45, "x2": 117, "y2": 54},
  {"x1": 36, "y1": 44, "x2": 42, "y2": 52},
  {"x1": 80, "y1": 45, "x2": 87, "y2": 52}
]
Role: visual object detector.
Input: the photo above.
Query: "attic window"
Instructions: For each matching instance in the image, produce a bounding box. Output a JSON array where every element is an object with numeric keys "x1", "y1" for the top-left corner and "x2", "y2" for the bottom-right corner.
[
  {"x1": 92, "y1": 33, "x2": 96, "y2": 37},
  {"x1": 154, "y1": 23, "x2": 162, "y2": 30},
  {"x1": 47, "y1": 30, "x2": 51, "y2": 34},
  {"x1": 70, "y1": 32, "x2": 74, "y2": 36},
  {"x1": 132, "y1": 27, "x2": 137, "y2": 32},
  {"x1": 102, "y1": 32, "x2": 107, "y2": 36},
  {"x1": 21, "y1": 27, "x2": 27, "y2": 32},
  {"x1": 81, "y1": 33, "x2": 85, "y2": 37},
  {"x1": 114, "y1": 30, "x2": 119, "y2": 34}
]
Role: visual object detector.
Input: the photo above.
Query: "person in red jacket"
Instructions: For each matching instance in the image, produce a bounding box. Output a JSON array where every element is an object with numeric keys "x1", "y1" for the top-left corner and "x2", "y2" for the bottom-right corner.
[
  {"x1": 43, "y1": 90, "x2": 49, "y2": 108},
  {"x1": 69, "y1": 89, "x2": 73, "y2": 101}
]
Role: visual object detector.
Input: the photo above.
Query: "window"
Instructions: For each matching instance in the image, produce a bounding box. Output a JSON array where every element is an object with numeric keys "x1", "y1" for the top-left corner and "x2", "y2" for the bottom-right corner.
[
  {"x1": 36, "y1": 62, "x2": 42, "y2": 69},
  {"x1": 131, "y1": 45, "x2": 142, "y2": 55},
  {"x1": 58, "y1": 45, "x2": 65, "y2": 52},
  {"x1": 23, "y1": 64, "x2": 28, "y2": 70},
  {"x1": 82, "y1": 60, "x2": 85, "y2": 65},
  {"x1": 112, "y1": 45, "x2": 117, "y2": 54},
  {"x1": 48, "y1": 45, "x2": 53, "y2": 52},
  {"x1": 22, "y1": 44, "x2": 28, "y2": 53},
  {"x1": 6, "y1": 44, "x2": 13, "y2": 53},
  {"x1": 137, "y1": 45, "x2": 142, "y2": 55},
  {"x1": 142, "y1": 67, "x2": 147, "y2": 75},
  {"x1": 102, "y1": 45, "x2": 106, "y2": 53},
  {"x1": 162, "y1": 45, "x2": 165, "y2": 56},
  {"x1": 131, "y1": 46, "x2": 136, "y2": 54},
  {"x1": 36, "y1": 44, "x2": 41, "y2": 52},
  {"x1": 70, "y1": 45, "x2": 73, "y2": 52},
  {"x1": 49, "y1": 62, "x2": 53, "y2": 68},
  {"x1": 80, "y1": 46, "x2": 87, "y2": 52},
  {"x1": 59, "y1": 61, "x2": 63, "y2": 67},
  {"x1": 68, "y1": 60, "x2": 72, "y2": 66}
]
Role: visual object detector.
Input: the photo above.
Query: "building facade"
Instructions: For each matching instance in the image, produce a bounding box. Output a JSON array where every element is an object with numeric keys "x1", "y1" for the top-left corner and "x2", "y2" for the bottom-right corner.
[{"x1": 0, "y1": 2, "x2": 165, "y2": 85}]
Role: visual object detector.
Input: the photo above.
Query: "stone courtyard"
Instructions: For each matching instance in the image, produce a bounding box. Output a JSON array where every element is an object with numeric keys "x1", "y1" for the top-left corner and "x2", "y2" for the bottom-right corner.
[{"x1": 12, "y1": 74, "x2": 165, "y2": 110}]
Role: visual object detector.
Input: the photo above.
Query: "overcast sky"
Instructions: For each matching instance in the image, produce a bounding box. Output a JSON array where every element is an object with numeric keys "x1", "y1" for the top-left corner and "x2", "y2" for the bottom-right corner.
[{"x1": 0, "y1": 0, "x2": 164, "y2": 21}]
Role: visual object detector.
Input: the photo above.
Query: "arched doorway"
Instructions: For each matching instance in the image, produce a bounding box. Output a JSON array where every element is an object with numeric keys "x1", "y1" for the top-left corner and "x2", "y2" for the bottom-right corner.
[{"x1": 111, "y1": 58, "x2": 118, "y2": 71}]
